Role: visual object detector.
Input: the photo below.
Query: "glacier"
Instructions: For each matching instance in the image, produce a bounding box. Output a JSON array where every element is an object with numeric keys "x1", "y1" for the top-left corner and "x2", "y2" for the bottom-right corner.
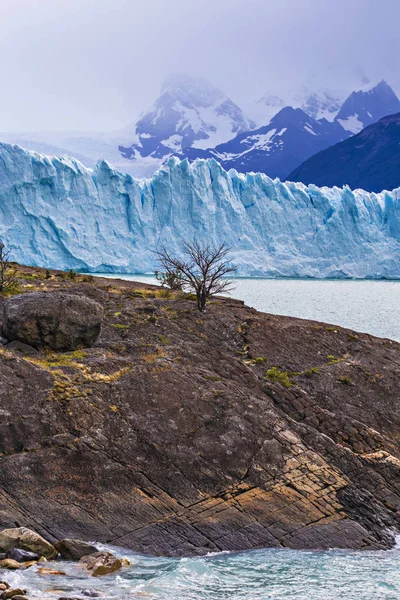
[{"x1": 0, "y1": 141, "x2": 399, "y2": 278}]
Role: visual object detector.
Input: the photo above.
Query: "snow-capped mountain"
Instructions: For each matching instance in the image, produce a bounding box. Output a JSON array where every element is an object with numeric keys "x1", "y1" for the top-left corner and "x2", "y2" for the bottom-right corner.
[
  {"x1": 202, "y1": 80, "x2": 400, "y2": 179},
  {"x1": 334, "y1": 80, "x2": 400, "y2": 133},
  {"x1": 294, "y1": 86, "x2": 346, "y2": 121},
  {"x1": 251, "y1": 82, "x2": 349, "y2": 127},
  {"x1": 288, "y1": 112, "x2": 400, "y2": 192},
  {"x1": 0, "y1": 142, "x2": 399, "y2": 278},
  {"x1": 199, "y1": 106, "x2": 348, "y2": 179},
  {"x1": 2, "y1": 76, "x2": 399, "y2": 181},
  {"x1": 119, "y1": 74, "x2": 255, "y2": 169}
]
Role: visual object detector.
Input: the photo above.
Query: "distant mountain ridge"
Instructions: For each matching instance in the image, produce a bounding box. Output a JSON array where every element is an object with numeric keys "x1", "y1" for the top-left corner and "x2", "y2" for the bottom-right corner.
[
  {"x1": 189, "y1": 106, "x2": 348, "y2": 179},
  {"x1": 118, "y1": 77, "x2": 400, "y2": 180},
  {"x1": 0, "y1": 76, "x2": 399, "y2": 181},
  {"x1": 287, "y1": 112, "x2": 400, "y2": 192}
]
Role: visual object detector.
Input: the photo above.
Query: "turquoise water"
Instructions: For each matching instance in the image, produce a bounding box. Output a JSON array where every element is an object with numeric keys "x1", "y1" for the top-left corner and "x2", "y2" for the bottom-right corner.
[
  {"x1": 5, "y1": 543, "x2": 400, "y2": 599},
  {"x1": 96, "y1": 275, "x2": 400, "y2": 341}
]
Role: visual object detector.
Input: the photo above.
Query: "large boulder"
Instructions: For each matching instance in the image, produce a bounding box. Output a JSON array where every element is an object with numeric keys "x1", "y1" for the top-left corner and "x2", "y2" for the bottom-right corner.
[
  {"x1": 0, "y1": 528, "x2": 57, "y2": 559},
  {"x1": 54, "y1": 539, "x2": 98, "y2": 561},
  {"x1": 3, "y1": 292, "x2": 103, "y2": 351}
]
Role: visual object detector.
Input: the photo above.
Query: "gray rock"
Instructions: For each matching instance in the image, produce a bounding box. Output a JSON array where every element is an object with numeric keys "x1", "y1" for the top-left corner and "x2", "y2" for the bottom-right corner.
[
  {"x1": 3, "y1": 292, "x2": 103, "y2": 351},
  {"x1": 54, "y1": 539, "x2": 98, "y2": 561},
  {"x1": 6, "y1": 548, "x2": 39, "y2": 562},
  {"x1": 5, "y1": 341, "x2": 38, "y2": 355}
]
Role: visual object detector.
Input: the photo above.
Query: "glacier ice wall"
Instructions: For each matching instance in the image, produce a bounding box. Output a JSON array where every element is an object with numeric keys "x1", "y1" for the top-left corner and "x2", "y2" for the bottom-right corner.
[{"x1": 0, "y1": 141, "x2": 399, "y2": 278}]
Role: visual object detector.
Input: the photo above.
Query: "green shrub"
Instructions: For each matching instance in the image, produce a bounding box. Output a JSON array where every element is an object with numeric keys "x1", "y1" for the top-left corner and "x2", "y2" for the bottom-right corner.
[{"x1": 265, "y1": 367, "x2": 292, "y2": 388}]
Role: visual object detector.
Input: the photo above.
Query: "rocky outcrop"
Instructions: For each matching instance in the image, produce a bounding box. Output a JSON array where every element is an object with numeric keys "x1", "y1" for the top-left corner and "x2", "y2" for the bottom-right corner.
[
  {"x1": 0, "y1": 267, "x2": 399, "y2": 556},
  {"x1": 3, "y1": 292, "x2": 103, "y2": 351}
]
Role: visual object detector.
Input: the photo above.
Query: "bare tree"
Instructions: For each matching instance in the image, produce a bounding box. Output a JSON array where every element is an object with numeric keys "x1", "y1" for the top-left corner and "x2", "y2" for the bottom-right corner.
[
  {"x1": 0, "y1": 241, "x2": 17, "y2": 293},
  {"x1": 155, "y1": 241, "x2": 236, "y2": 312}
]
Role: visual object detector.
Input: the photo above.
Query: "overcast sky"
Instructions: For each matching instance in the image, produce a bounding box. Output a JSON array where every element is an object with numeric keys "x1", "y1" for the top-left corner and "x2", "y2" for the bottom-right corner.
[{"x1": 0, "y1": 0, "x2": 399, "y2": 131}]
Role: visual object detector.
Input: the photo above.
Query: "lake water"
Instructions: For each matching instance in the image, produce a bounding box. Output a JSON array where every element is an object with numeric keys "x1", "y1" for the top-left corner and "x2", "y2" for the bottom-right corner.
[
  {"x1": 5, "y1": 542, "x2": 400, "y2": 600},
  {"x1": 96, "y1": 275, "x2": 400, "y2": 341}
]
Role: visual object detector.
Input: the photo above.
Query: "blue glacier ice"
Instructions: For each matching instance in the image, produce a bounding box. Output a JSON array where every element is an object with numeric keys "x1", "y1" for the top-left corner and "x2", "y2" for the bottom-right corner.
[{"x1": 0, "y1": 141, "x2": 399, "y2": 278}]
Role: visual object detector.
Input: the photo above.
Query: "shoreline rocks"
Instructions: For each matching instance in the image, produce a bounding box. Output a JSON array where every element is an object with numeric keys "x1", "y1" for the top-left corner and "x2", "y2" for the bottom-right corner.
[
  {"x1": 79, "y1": 552, "x2": 123, "y2": 577},
  {"x1": 0, "y1": 529, "x2": 57, "y2": 560},
  {"x1": 55, "y1": 540, "x2": 99, "y2": 562}
]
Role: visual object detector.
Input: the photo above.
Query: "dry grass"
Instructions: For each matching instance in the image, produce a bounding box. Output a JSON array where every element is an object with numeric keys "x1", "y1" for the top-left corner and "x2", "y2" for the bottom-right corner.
[{"x1": 141, "y1": 347, "x2": 168, "y2": 363}]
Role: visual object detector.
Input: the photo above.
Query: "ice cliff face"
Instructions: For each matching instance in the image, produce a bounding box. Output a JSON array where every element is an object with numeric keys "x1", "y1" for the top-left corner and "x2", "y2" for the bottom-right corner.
[{"x1": 0, "y1": 142, "x2": 399, "y2": 278}]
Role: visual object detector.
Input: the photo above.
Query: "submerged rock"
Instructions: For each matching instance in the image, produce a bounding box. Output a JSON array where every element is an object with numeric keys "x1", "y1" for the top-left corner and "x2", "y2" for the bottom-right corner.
[
  {"x1": 0, "y1": 560, "x2": 20, "y2": 571},
  {"x1": 0, "y1": 528, "x2": 57, "y2": 560},
  {"x1": 3, "y1": 292, "x2": 103, "y2": 351},
  {"x1": 55, "y1": 539, "x2": 98, "y2": 561},
  {"x1": 37, "y1": 568, "x2": 66, "y2": 576},
  {"x1": 79, "y1": 552, "x2": 122, "y2": 577}
]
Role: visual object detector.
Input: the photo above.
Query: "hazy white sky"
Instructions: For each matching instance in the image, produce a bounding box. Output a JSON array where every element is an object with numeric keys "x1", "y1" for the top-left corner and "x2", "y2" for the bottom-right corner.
[{"x1": 0, "y1": 0, "x2": 399, "y2": 131}]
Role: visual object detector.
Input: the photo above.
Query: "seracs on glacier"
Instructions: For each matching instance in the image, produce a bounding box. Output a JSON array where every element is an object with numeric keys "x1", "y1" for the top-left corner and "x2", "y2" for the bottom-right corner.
[{"x1": 0, "y1": 141, "x2": 399, "y2": 278}]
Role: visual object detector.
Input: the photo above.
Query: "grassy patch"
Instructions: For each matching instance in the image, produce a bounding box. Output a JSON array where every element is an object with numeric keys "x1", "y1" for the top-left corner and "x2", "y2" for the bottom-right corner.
[
  {"x1": 28, "y1": 349, "x2": 87, "y2": 369},
  {"x1": 302, "y1": 367, "x2": 320, "y2": 377},
  {"x1": 141, "y1": 347, "x2": 167, "y2": 363},
  {"x1": 155, "y1": 288, "x2": 173, "y2": 299},
  {"x1": 327, "y1": 354, "x2": 349, "y2": 365}
]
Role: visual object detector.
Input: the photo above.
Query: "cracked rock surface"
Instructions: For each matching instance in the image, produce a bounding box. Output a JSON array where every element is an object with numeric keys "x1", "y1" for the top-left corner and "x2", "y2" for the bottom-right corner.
[{"x1": 0, "y1": 266, "x2": 399, "y2": 556}]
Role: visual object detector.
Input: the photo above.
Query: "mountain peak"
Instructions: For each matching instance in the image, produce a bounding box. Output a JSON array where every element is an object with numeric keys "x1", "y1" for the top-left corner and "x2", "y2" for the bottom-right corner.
[
  {"x1": 119, "y1": 75, "x2": 254, "y2": 165},
  {"x1": 160, "y1": 73, "x2": 227, "y2": 106},
  {"x1": 335, "y1": 80, "x2": 400, "y2": 133}
]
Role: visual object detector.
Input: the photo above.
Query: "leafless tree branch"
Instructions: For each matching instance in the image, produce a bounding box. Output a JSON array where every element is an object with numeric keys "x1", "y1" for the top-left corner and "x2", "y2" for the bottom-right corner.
[{"x1": 155, "y1": 241, "x2": 236, "y2": 312}]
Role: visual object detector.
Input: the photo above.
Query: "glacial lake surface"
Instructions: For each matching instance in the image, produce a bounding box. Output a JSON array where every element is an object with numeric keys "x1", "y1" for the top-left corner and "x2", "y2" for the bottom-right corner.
[
  {"x1": 6, "y1": 543, "x2": 400, "y2": 600},
  {"x1": 96, "y1": 275, "x2": 400, "y2": 341}
]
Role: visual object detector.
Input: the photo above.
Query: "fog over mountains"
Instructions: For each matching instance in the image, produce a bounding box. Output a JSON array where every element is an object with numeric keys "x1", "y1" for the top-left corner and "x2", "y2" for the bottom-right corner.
[{"x1": 1, "y1": 74, "x2": 399, "y2": 182}]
